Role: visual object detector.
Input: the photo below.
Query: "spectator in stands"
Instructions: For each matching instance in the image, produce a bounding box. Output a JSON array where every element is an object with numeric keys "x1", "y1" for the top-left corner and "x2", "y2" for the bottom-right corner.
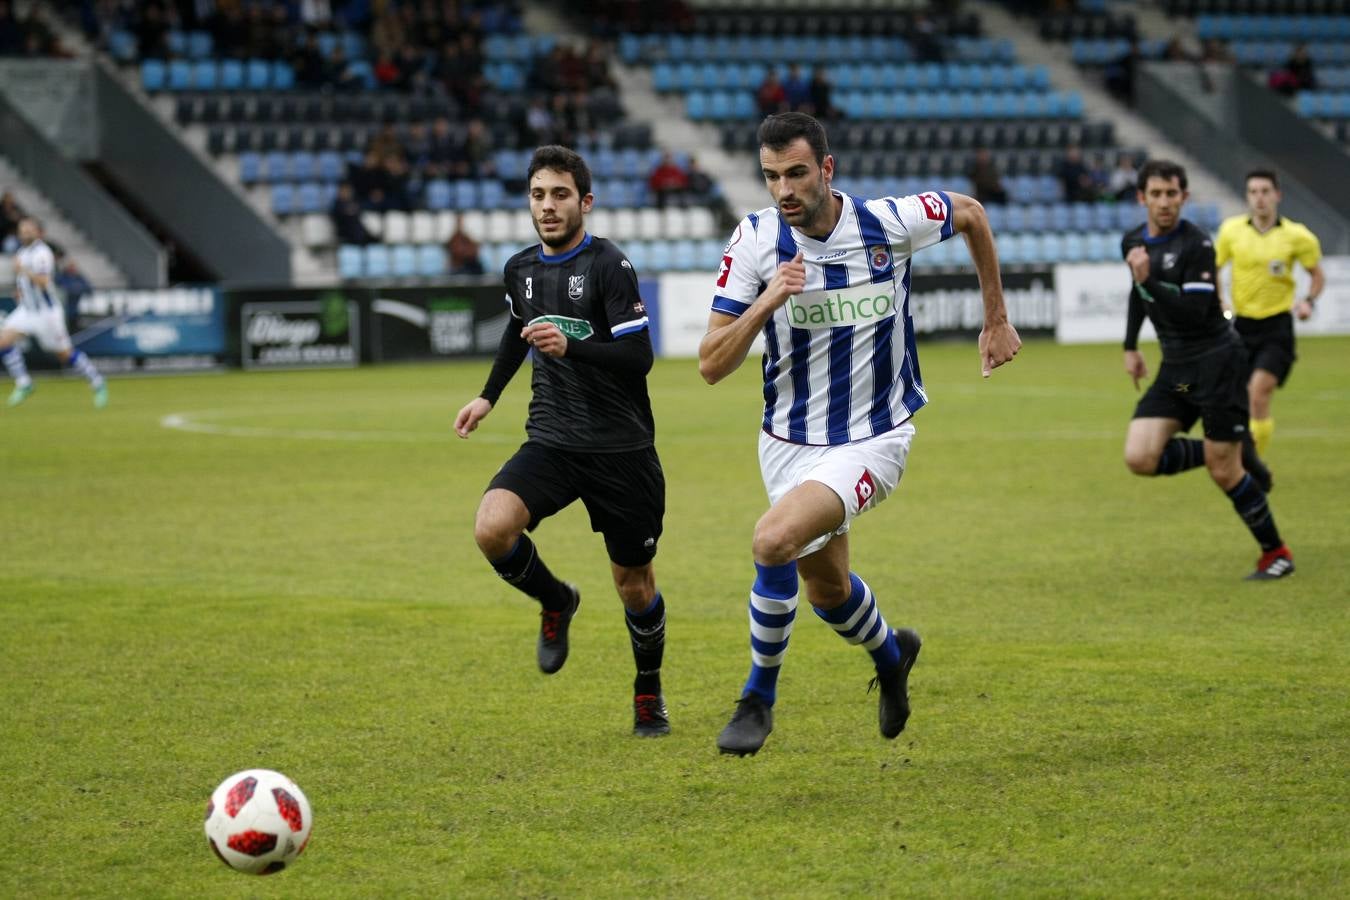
[
  {"x1": 648, "y1": 152, "x2": 690, "y2": 209},
  {"x1": 1270, "y1": 44, "x2": 1316, "y2": 96},
  {"x1": 756, "y1": 71, "x2": 787, "y2": 117},
  {"x1": 424, "y1": 116, "x2": 458, "y2": 179},
  {"x1": 292, "y1": 33, "x2": 327, "y2": 89},
  {"x1": 447, "y1": 214, "x2": 484, "y2": 276},
  {"x1": 1056, "y1": 144, "x2": 1098, "y2": 203},
  {"x1": 374, "y1": 52, "x2": 402, "y2": 88},
  {"x1": 912, "y1": 13, "x2": 946, "y2": 64},
  {"x1": 55, "y1": 255, "x2": 92, "y2": 312},
  {"x1": 369, "y1": 123, "x2": 403, "y2": 161},
  {"x1": 461, "y1": 118, "x2": 497, "y2": 179},
  {"x1": 380, "y1": 154, "x2": 413, "y2": 212},
  {"x1": 525, "y1": 96, "x2": 557, "y2": 145},
  {"x1": 783, "y1": 63, "x2": 811, "y2": 112},
  {"x1": 1, "y1": 191, "x2": 22, "y2": 251},
  {"x1": 685, "y1": 156, "x2": 715, "y2": 205},
  {"x1": 326, "y1": 45, "x2": 366, "y2": 92},
  {"x1": 808, "y1": 67, "x2": 838, "y2": 121},
  {"x1": 331, "y1": 183, "x2": 374, "y2": 245},
  {"x1": 208, "y1": 4, "x2": 247, "y2": 59},
  {"x1": 403, "y1": 121, "x2": 431, "y2": 172},
  {"x1": 584, "y1": 41, "x2": 616, "y2": 92},
  {"x1": 134, "y1": 1, "x2": 170, "y2": 59},
  {"x1": 529, "y1": 45, "x2": 567, "y2": 94},
  {"x1": 1107, "y1": 153, "x2": 1138, "y2": 202},
  {"x1": 348, "y1": 150, "x2": 387, "y2": 205},
  {"x1": 966, "y1": 147, "x2": 1008, "y2": 206},
  {"x1": 1200, "y1": 39, "x2": 1232, "y2": 64},
  {"x1": 1104, "y1": 39, "x2": 1139, "y2": 106}
]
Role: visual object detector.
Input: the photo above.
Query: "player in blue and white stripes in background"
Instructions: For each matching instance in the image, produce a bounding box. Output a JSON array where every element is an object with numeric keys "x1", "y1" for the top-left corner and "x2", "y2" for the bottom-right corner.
[
  {"x1": 699, "y1": 113, "x2": 1021, "y2": 755},
  {"x1": 1, "y1": 217, "x2": 107, "y2": 408}
]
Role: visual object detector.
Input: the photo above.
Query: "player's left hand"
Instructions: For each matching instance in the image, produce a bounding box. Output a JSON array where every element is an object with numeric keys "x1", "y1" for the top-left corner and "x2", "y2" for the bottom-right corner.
[
  {"x1": 979, "y1": 318, "x2": 1021, "y2": 378},
  {"x1": 1295, "y1": 300, "x2": 1314, "y2": 320},
  {"x1": 522, "y1": 322, "x2": 567, "y2": 358},
  {"x1": 1126, "y1": 246, "x2": 1150, "y2": 283}
]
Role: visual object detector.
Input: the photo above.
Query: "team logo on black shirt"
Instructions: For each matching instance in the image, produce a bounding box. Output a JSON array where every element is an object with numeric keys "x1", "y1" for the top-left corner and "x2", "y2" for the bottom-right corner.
[{"x1": 568, "y1": 275, "x2": 586, "y2": 301}]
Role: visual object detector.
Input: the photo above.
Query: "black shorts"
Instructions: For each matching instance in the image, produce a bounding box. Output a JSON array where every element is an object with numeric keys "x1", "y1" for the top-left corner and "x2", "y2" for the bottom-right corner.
[
  {"x1": 1133, "y1": 344, "x2": 1249, "y2": 441},
  {"x1": 1235, "y1": 312, "x2": 1296, "y2": 386},
  {"x1": 488, "y1": 441, "x2": 665, "y2": 567}
]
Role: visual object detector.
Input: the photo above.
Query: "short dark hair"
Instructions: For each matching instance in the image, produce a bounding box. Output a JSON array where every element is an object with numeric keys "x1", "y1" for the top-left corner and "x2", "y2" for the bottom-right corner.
[
  {"x1": 757, "y1": 112, "x2": 830, "y2": 165},
  {"x1": 1135, "y1": 159, "x2": 1188, "y2": 192},
  {"x1": 526, "y1": 145, "x2": 592, "y2": 197},
  {"x1": 1245, "y1": 168, "x2": 1280, "y2": 190}
]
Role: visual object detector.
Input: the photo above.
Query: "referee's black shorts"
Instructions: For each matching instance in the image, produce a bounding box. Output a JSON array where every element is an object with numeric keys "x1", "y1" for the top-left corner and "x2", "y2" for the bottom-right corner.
[
  {"x1": 1133, "y1": 343, "x2": 1250, "y2": 442},
  {"x1": 488, "y1": 440, "x2": 665, "y2": 567},
  {"x1": 1235, "y1": 311, "x2": 1296, "y2": 386}
]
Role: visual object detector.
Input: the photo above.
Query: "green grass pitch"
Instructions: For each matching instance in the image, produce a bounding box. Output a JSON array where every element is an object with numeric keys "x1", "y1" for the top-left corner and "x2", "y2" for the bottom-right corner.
[{"x1": 2, "y1": 337, "x2": 1346, "y2": 897}]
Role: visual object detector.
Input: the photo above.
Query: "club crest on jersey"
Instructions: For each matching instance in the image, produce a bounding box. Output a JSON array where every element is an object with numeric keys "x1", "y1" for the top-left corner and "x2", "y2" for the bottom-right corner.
[
  {"x1": 855, "y1": 469, "x2": 877, "y2": 508},
  {"x1": 1162, "y1": 252, "x2": 1178, "y2": 269},
  {"x1": 869, "y1": 245, "x2": 891, "y2": 269},
  {"x1": 568, "y1": 275, "x2": 585, "y2": 301},
  {"x1": 717, "y1": 255, "x2": 733, "y2": 288}
]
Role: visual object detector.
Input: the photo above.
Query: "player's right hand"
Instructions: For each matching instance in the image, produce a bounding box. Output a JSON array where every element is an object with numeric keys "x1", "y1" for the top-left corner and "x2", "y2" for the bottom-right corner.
[
  {"x1": 764, "y1": 250, "x2": 805, "y2": 307},
  {"x1": 454, "y1": 397, "x2": 492, "y2": 438},
  {"x1": 1123, "y1": 350, "x2": 1147, "y2": 391}
]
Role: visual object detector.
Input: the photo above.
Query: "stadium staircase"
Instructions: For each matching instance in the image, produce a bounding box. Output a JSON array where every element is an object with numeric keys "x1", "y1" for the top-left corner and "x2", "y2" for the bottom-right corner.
[{"x1": 0, "y1": 156, "x2": 127, "y2": 289}]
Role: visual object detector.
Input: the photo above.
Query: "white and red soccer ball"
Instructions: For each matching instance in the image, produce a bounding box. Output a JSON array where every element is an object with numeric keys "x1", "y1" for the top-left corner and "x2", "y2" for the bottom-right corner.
[{"x1": 204, "y1": 769, "x2": 312, "y2": 875}]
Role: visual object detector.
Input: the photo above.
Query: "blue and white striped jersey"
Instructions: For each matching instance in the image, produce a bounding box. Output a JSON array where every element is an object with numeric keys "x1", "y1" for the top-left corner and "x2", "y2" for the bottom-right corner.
[
  {"x1": 15, "y1": 239, "x2": 58, "y2": 312},
  {"x1": 712, "y1": 189, "x2": 956, "y2": 446}
]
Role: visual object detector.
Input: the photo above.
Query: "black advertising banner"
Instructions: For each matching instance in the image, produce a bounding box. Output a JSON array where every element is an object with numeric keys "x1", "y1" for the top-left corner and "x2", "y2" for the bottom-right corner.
[
  {"x1": 237, "y1": 292, "x2": 361, "y2": 370},
  {"x1": 368, "y1": 285, "x2": 509, "y2": 362},
  {"x1": 908, "y1": 269, "x2": 1057, "y2": 337}
]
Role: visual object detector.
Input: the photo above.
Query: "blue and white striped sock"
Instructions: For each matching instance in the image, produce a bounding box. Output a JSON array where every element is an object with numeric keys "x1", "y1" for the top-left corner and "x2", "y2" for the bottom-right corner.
[
  {"x1": 2, "y1": 346, "x2": 31, "y2": 388},
  {"x1": 815, "y1": 573, "x2": 901, "y2": 672},
  {"x1": 67, "y1": 349, "x2": 104, "y2": 389},
  {"x1": 742, "y1": 561, "x2": 799, "y2": 705}
]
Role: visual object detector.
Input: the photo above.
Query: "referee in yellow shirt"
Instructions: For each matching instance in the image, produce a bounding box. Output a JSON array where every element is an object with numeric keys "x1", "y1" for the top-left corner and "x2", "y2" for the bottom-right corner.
[{"x1": 1215, "y1": 169, "x2": 1324, "y2": 456}]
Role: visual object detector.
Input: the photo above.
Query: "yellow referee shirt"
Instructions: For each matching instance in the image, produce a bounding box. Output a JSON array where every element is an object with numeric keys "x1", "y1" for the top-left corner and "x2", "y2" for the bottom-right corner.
[{"x1": 1215, "y1": 215, "x2": 1322, "y2": 320}]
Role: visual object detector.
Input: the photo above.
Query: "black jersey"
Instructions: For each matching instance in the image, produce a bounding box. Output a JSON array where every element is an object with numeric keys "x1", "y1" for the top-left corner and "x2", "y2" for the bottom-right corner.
[
  {"x1": 503, "y1": 234, "x2": 654, "y2": 451},
  {"x1": 1121, "y1": 219, "x2": 1236, "y2": 362}
]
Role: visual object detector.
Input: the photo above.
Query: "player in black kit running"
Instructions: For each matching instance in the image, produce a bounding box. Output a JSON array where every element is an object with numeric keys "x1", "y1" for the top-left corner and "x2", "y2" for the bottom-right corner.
[
  {"x1": 1119, "y1": 160, "x2": 1293, "y2": 581},
  {"x1": 454, "y1": 146, "x2": 671, "y2": 734}
]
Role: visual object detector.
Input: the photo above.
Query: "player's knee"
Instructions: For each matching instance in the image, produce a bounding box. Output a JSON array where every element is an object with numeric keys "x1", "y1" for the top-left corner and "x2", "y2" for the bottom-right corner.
[
  {"x1": 614, "y1": 575, "x2": 654, "y2": 610},
  {"x1": 472, "y1": 510, "x2": 517, "y2": 559},
  {"x1": 1206, "y1": 457, "x2": 1242, "y2": 489},
  {"x1": 751, "y1": 519, "x2": 799, "y2": 567},
  {"x1": 1123, "y1": 447, "x2": 1157, "y2": 476}
]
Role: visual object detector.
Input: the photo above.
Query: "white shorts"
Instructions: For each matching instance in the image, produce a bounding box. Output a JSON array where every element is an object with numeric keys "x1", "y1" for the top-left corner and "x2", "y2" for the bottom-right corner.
[
  {"x1": 2, "y1": 305, "x2": 72, "y2": 353},
  {"x1": 758, "y1": 421, "x2": 916, "y2": 557}
]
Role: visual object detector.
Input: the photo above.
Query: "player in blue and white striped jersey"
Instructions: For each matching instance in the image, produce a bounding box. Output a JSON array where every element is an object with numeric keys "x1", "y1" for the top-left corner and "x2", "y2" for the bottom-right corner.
[
  {"x1": 700, "y1": 113, "x2": 1021, "y2": 755},
  {"x1": 1, "y1": 217, "x2": 107, "y2": 408}
]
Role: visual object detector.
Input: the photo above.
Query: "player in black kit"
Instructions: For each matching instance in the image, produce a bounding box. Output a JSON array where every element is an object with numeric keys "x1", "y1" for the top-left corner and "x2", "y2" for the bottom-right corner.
[
  {"x1": 454, "y1": 146, "x2": 671, "y2": 734},
  {"x1": 1119, "y1": 160, "x2": 1293, "y2": 580}
]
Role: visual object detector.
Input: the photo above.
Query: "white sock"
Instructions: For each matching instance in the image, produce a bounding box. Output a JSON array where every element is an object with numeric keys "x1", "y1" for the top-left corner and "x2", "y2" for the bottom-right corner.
[
  {"x1": 68, "y1": 349, "x2": 104, "y2": 389},
  {"x1": 2, "y1": 346, "x2": 31, "y2": 388}
]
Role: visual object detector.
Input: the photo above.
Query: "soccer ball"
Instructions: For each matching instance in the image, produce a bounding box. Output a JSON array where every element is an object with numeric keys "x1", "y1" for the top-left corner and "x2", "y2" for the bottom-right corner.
[{"x1": 204, "y1": 769, "x2": 312, "y2": 875}]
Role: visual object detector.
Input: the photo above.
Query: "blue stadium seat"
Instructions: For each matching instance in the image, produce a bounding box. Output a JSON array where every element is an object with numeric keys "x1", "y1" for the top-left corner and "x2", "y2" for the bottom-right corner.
[
  {"x1": 478, "y1": 180, "x2": 506, "y2": 209},
  {"x1": 1092, "y1": 203, "x2": 1117, "y2": 232},
  {"x1": 271, "y1": 184, "x2": 295, "y2": 215},
  {"x1": 141, "y1": 60, "x2": 166, "y2": 92},
  {"x1": 219, "y1": 59, "x2": 244, "y2": 91},
  {"x1": 364, "y1": 245, "x2": 391, "y2": 278},
  {"x1": 424, "y1": 179, "x2": 453, "y2": 211},
  {"x1": 167, "y1": 60, "x2": 192, "y2": 91},
  {"x1": 111, "y1": 30, "x2": 138, "y2": 63},
  {"x1": 317, "y1": 151, "x2": 343, "y2": 183},
  {"x1": 291, "y1": 152, "x2": 316, "y2": 181},
  {"x1": 392, "y1": 244, "x2": 417, "y2": 277},
  {"x1": 338, "y1": 245, "x2": 363, "y2": 279},
  {"x1": 166, "y1": 30, "x2": 187, "y2": 57},
  {"x1": 272, "y1": 61, "x2": 295, "y2": 91},
  {"x1": 416, "y1": 245, "x2": 447, "y2": 277},
  {"x1": 297, "y1": 182, "x2": 324, "y2": 214},
  {"x1": 452, "y1": 180, "x2": 478, "y2": 209},
  {"x1": 238, "y1": 152, "x2": 261, "y2": 184},
  {"x1": 245, "y1": 59, "x2": 270, "y2": 90},
  {"x1": 188, "y1": 31, "x2": 213, "y2": 59},
  {"x1": 264, "y1": 151, "x2": 290, "y2": 182}
]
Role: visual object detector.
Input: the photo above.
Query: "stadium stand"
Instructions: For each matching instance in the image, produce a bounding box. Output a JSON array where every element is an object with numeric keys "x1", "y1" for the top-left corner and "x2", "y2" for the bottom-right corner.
[{"x1": 78, "y1": 0, "x2": 734, "y2": 280}]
